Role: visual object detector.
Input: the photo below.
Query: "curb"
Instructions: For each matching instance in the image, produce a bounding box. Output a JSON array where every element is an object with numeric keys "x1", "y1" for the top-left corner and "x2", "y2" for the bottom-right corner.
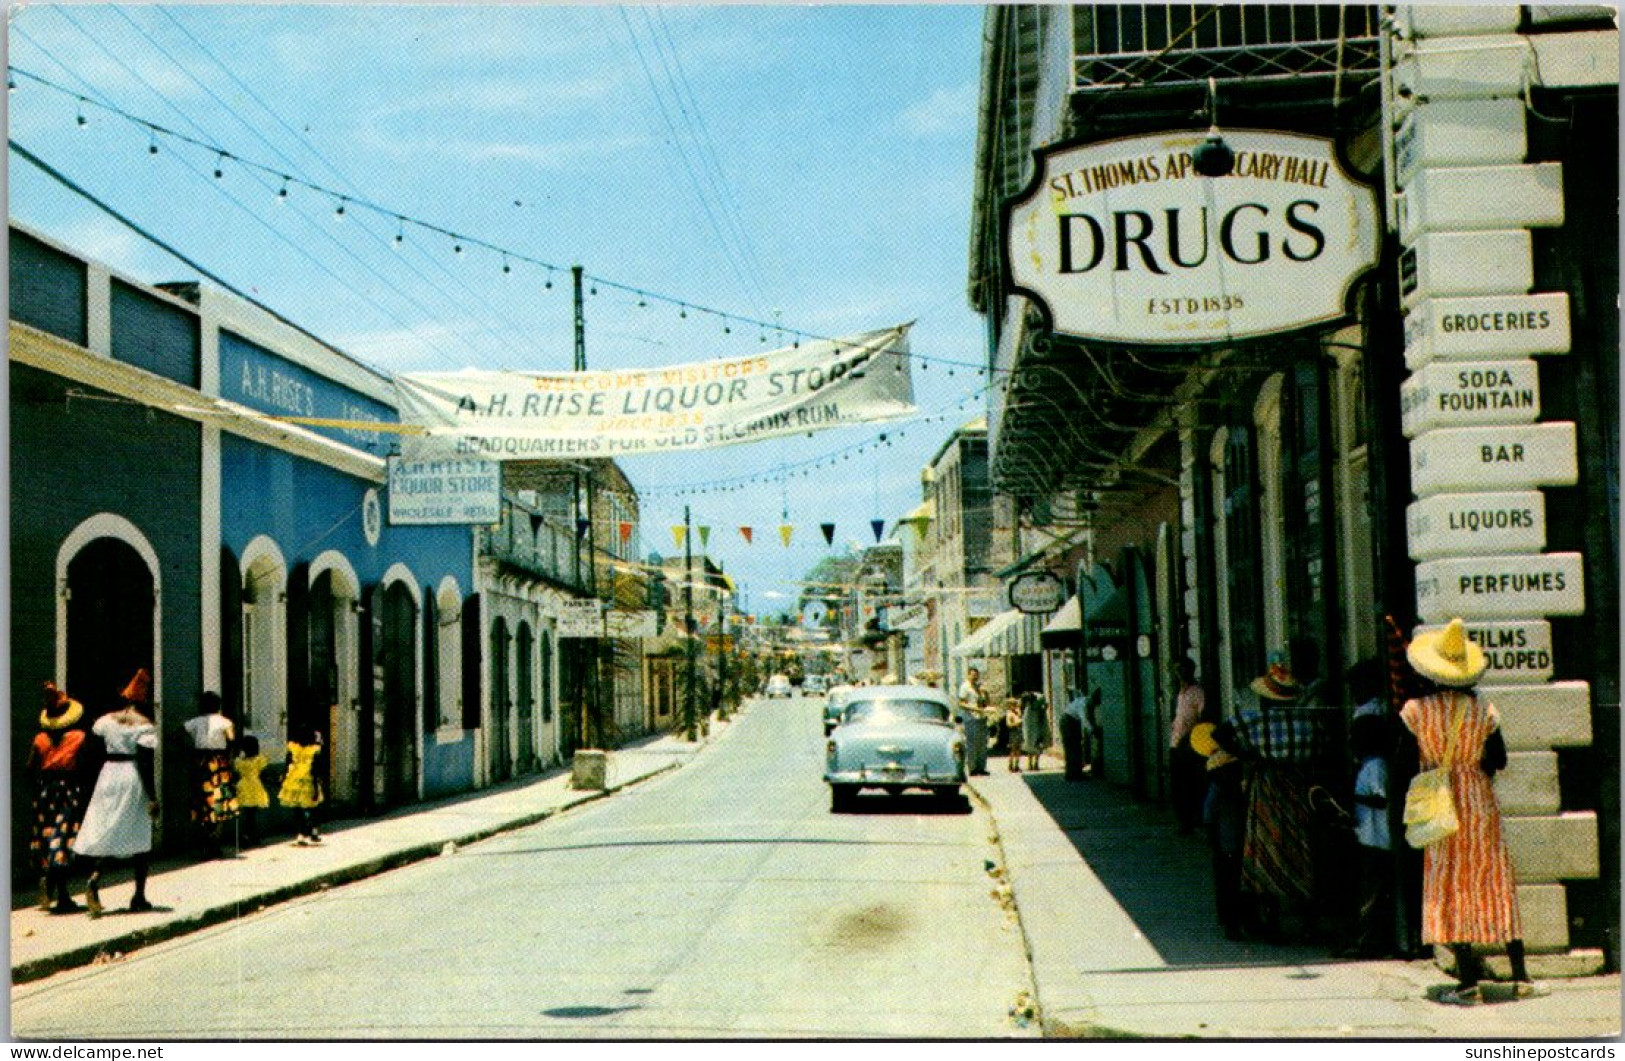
[
  {"x1": 964, "y1": 777, "x2": 1054, "y2": 1038},
  {"x1": 12, "y1": 758, "x2": 687, "y2": 985}
]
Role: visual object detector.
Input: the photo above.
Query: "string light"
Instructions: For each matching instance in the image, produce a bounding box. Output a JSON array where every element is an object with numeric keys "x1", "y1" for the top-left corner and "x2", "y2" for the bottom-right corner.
[
  {"x1": 9, "y1": 64, "x2": 1015, "y2": 383},
  {"x1": 334, "y1": 197, "x2": 347, "y2": 221},
  {"x1": 213, "y1": 152, "x2": 226, "y2": 178},
  {"x1": 393, "y1": 218, "x2": 405, "y2": 248}
]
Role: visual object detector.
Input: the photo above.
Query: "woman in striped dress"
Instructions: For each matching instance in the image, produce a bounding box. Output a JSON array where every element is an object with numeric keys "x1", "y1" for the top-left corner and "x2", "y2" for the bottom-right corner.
[{"x1": 1400, "y1": 618, "x2": 1542, "y2": 1005}]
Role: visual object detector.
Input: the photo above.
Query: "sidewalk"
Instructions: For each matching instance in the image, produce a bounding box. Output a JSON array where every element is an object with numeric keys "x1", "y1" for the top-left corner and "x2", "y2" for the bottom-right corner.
[
  {"x1": 11, "y1": 718, "x2": 730, "y2": 985},
  {"x1": 969, "y1": 756, "x2": 1622, "y2": 1040}
]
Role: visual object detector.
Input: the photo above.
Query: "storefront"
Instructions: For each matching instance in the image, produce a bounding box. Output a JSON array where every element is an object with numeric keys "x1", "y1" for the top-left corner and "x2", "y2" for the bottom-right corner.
[{"x1": 969, "y1": 5, "x2": 1617, "y2": 963}]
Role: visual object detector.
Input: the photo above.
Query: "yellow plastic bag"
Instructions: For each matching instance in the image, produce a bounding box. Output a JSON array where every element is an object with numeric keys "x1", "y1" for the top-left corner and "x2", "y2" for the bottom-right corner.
[
  {"x1": 1404, "y1": 698, "x2": 1468, "y2": 848},
  {"x1": 1403, "y1": 767, "x2": 1458, "y2": 847}
]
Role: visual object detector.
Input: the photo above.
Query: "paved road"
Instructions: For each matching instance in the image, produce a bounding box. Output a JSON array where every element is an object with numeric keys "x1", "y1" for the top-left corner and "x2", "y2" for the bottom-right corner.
[{"x1": 13, "y1": 697, "x2": 1034, "y2": 1039}]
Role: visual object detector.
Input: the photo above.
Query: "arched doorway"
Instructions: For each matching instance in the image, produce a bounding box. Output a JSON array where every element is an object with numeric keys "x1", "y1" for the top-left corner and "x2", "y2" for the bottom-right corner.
[
  {"x1": 66, "y1": 538, "x2": 156, "y2": 718},
  {"x1": 539, "y1": 628, "x2": 556, "y2": 766},
  {"x1": 366, "y1": 578, "x2": 419, "y2": 809},
  {"x1": 489, "y1": 617, "x2": 512, "y2": 783},
  {"x1": 308, "y1": 561, "x2": 361, "y2": 807},
  {"x1": 516, "y1": 621, "x2": 536, "y2": 773},
  {"x1": 241, "y1": 540, "x2": 288, "y2": 749}
]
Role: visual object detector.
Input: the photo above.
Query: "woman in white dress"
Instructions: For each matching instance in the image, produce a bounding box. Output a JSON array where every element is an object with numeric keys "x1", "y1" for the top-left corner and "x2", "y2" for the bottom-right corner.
[{"x1": 72, "y1": 669, "x2": 160, "y2": 917}]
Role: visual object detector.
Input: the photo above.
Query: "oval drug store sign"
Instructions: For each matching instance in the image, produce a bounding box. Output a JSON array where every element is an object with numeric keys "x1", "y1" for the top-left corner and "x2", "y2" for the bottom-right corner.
[{"x1": 1004, "y1": 130, "x2": 1380, "y2": 344}]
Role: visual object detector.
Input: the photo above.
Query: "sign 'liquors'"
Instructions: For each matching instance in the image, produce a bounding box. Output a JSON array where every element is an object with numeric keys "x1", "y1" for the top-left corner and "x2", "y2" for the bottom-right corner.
[{"x1": 1003, "y1": 130, "x2": 1380, "y2": 344}]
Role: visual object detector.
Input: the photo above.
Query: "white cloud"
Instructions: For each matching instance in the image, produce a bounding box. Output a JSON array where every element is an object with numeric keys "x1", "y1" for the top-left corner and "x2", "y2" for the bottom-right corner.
[{"x1": 898, "y1": 81, "x2": 978, "y2": 138}]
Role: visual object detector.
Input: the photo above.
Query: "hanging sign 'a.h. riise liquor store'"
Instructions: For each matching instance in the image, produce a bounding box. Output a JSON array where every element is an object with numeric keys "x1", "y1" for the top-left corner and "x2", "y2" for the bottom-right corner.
[{"x1": 1002, "y1": 130, "x2": 1380, "y2": 345}]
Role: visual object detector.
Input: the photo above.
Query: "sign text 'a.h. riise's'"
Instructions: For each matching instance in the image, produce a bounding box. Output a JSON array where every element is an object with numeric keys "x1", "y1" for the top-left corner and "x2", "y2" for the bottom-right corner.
[{"x1": 1004, "y1": 130, "x2": 1379, "y2": 344}]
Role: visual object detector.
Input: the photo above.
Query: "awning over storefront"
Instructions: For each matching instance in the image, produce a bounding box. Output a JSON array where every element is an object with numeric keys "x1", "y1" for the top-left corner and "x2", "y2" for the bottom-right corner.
[
  {"x1": 953, "y1": 608, "x2": 1045, "y2": 658},
  {"x1": 952, "y1": 608, "x2": 1017, "y2": 657},
  {"x1": 994, "y1": 612, "x2": 1046, "y2": 656},
  {"x1": 1040, "y1": 595, "x2": 1081, "y2": 648}
]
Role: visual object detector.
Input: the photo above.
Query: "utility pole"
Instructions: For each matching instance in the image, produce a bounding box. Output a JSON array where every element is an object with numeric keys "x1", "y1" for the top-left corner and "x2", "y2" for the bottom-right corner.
[
  {"x1": 683, "y1": 504, "x2": 697, "y2": 741},
  {"x1": 715, "y1": 562, "x2": 729, "y2": 720},
  {"x1": 572, "y1": 264, "x2": 586, "y2": 372},
  {"x1": 571, "y1": 264, "x2": 602, "y2": 748}
]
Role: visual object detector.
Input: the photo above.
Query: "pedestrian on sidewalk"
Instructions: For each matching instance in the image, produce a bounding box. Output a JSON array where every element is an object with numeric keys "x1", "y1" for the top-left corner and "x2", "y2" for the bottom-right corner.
[
  {"x1": 1169, "y1": 659, "x2": 1206, "y2": 833},
  {"x1": 233, "y1": 735, "x2": 270, "y2": 848},
  {"x1": 27, "y1": 682, "x2": 92, "y2": 913},
  {"x1": 1020, "y1": 691, "x2": 1050, "y2": 772},
  {"x1": 1059, "y1": 688, "x2": 1087, "y2": 781},
  {"x1": 278, "y1": 728, "x2": 326, "y2": 845},
  {"x1": 1340, "y1": 671, "x2": 1395, "y2": 958},
  {"x1": 183, "y1": 692, "x2": 239, "y2": 859},
  {"x1": 1217, "y1": 655, "x2": 1323, "y2": 943},
  {"x1": 1400, "y1": 619, "x2": 1544, "y2": 1005},
  {"x1": 1004, "y1": 698, "x2": 1024, "y2": 773},
  {"x1": 71, "y1": 669, "x2": 160, "y2": 918},
  {"x1": 1194, "y1": 722, "x2": 1249, "y2": 941},
  {"x1": 957, "y1": 667, "x2": 992, "y2": 776}
]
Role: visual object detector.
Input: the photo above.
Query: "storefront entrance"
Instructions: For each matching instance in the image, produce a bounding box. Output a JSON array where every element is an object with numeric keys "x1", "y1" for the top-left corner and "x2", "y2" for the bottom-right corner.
[{"x1": 67, "y1": 536, "x2": 155, "y2": 717}]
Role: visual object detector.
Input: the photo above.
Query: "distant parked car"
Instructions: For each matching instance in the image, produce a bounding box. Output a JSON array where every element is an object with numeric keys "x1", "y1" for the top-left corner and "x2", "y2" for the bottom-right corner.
[
  {"x1": 824, "y1": 685, "x2": 965, "y2": 811},
  {"x1": 765, "y1": 674, "x2": 793, "y2": 698},
  {"x1": 823, "y1": 684, "x2": 857, "y2": 735},
  {"x1": 803, "y1": 674, "x2": 829, "y2": 695}
]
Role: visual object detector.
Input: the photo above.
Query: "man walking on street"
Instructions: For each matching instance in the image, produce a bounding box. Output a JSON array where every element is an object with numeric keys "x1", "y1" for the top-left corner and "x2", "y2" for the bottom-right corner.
[{"x1": 957, "y1": 667, "x2": 992, "y2": 776}]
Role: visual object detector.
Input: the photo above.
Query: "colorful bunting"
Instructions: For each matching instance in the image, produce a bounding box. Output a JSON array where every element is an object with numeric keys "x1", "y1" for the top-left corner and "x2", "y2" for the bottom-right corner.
[
  {"x1": 698, "y1": 526, "x2": 711, "y2": 547},
  {"x1": 779, "y1": 525, "x2": 794, "y2": 547},
  {"x1": 529, "y1": 513, "x2": 544, "y2": 536},
  {"x1": 618, "y1": 521, "x2": 633, "y2": 545},
  {"x1": 575, "y1": 518, "x2": 590, "y2": 539},
  {"x1": 672, "y1": 525, "x2": 687, "y2": 549},
  {"x1": 820, "y1": 523, "x2": 836, "y2": 545},
  {"x1": 739, "y1": 526, "x2": 754, "y2": 544},
  {"x1": 871, "y1": 519, "x2": 885, "y2": 542}
]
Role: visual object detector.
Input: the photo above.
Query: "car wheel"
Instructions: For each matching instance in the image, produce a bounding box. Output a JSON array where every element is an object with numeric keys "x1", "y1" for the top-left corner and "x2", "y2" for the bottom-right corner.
[
  {"x1": 830, "y1": 784, "x2": 858, "y2": 813},
  {"x1": 933, "y1": 785, "x2": 961, "y2": 808}
]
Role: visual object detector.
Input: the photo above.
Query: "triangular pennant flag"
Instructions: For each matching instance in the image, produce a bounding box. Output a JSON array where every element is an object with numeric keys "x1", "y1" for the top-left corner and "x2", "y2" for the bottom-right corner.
[
  {"x1": 820, "y1": 523, "x2": 836, "y2": 545},
  {"x1": 698, "y1": 526, "x2": 711, "y2": 547},
  {"x1": 672, "y1": 525, "x2": 687, "y2": 549},
  {"x1": 575, "y1": 518, "x2": 590, "y2": 539},
  {"x1": 779, "y1": 524, "x2": 793, "y2": 547},
  {"x1": 871, "y1": 519, "x2": 885, "y2": 542},
  {"x1": 618, "y1": 521, "x2": 633, "y2": 545},
  {"x1": 739, "y1": 526, "x2": 754, "y2": 544},
  {"x1": 910, "y1": 517, "x2": 928, "y2": 540},
  {"x1": 529, "y1": 513, "x2": 544, "y2": 536}
]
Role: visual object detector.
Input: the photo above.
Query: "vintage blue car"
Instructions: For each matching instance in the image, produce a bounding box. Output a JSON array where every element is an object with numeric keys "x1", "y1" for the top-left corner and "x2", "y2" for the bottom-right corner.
[
  {"x1": 823, "y1": 683, "x2": 858, "y2": 735},
  {"x1": 824, "y1": 685, "x2": 966, "y2": 811}
]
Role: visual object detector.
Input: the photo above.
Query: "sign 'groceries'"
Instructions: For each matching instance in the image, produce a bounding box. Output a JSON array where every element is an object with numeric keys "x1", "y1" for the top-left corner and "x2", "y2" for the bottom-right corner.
[
  {"x1": 393, "y1": 326, "x2": 913, "y2": 461},
  {"x1": 1004, "y1": 131, "x2": 1379, "y2": 344}
]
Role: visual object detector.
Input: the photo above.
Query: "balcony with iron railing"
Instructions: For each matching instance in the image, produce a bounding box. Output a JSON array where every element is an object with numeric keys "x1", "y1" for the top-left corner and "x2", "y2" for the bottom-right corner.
[
  {"x1": 478, "y1": 493, "x2": 591, "y2": 594},
  {"x1": 1074, "y1": 5, "x2": 1382, "y2": 93}
]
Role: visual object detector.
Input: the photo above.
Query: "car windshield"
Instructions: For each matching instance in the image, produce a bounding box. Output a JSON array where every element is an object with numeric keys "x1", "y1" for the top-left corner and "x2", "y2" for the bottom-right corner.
[{"x1": 843, "y1": 699, "x2": 951, "y2": 725}]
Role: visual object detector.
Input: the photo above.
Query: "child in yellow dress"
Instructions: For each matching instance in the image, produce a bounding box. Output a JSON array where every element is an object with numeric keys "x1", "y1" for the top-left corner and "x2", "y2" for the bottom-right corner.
[
  {"x1": 277, "y1": 729, "x2": 325, "y2": 845},
  {"x1": 233, "y1": 735, "x2": 270, "y2": 848}
]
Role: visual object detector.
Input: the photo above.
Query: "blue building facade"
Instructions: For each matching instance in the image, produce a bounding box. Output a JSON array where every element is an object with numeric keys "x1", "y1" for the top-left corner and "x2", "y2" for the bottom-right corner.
[{"x1": 10, "y1": 223, "x2": 480, "y2": 861}]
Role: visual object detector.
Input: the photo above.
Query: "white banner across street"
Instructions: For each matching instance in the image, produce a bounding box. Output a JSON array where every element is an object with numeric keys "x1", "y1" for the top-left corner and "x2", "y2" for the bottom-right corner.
[{"x1": 393, "y1": 325, "x2": 914, "y2": 461}]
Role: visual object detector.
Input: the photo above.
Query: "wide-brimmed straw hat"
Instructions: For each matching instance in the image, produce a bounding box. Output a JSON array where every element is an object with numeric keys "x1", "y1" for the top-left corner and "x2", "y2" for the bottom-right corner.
[
  {"x1": 1250, "y1": 656, "x2": 1302, "y2": 702},
  {"x1": 39, "y1": 682, "x2": 83, "y2": 731},
  {"x1": 1189, "y1": 721, "x2": 1219, "y2": 758},
  {"x1": 1407, "y1": 617, "x2": 1486, "y2": 688}
]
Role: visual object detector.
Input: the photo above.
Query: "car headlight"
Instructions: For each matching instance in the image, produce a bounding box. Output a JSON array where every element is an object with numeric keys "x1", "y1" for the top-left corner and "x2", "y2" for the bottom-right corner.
[
  {"x1": 952, "y1": 741, "x2": 965, "y2": 767},
  {"x1": 826, "y1": 740, "x2": 838, "y2": 770}
]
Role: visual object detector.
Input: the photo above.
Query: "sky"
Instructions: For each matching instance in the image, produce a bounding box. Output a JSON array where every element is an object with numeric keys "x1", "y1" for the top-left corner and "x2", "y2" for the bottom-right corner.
[{"x1": 7, "y1": 3, "x2": 992, "y2": 614}]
